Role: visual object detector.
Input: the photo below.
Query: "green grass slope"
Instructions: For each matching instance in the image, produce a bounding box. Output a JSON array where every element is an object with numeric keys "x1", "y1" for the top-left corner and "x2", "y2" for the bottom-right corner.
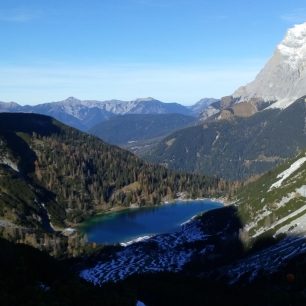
[{"x1": 236, "y1": 150, "x2": 306, "y2": 239}]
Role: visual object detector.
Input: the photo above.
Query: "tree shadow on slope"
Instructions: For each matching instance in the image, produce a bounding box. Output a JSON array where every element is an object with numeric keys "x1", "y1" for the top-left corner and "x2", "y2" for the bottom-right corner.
[
  {"x1": 0, "y1": 238, "x2": 136, "y2": 306},
  {"x1": 0, "y1": 113, "x2": 62, "y2": 175},
  {"x1": 117, "y1": 206, "x2": 306, "y2": 306},
  {"x1": 0, "y1": 113, "x2": 61, "y2": 136},
  {"x1": 2, "y1": 202, "x2": 306, "y2": 305}
]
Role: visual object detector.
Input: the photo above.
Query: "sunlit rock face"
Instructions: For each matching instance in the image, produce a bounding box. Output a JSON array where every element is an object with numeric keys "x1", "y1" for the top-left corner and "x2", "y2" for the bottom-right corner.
[{"x1": 233, "y1": 22, "x2": 306, "y2": 109}]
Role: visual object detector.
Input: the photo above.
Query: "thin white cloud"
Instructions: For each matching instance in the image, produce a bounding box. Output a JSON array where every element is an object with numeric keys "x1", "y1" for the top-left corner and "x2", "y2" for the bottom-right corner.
[
  {"x1": 0, "y1": 8, "x2": 40, "y2": 22},
  {"x1": 280, "y1": 8, "x2": 306, "y2": 24}
]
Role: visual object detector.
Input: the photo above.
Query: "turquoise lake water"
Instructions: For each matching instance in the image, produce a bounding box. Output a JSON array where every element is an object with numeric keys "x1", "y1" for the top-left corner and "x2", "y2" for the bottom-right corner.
[{"x1": 80, "y1": 200, "x2": 222, "y2": 244}]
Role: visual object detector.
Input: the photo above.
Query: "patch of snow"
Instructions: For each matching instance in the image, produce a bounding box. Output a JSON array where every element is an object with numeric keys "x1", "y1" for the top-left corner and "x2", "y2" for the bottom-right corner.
[
  {"x1": 275, "y1": 214, "x2": 306, "y2": 236},
  {"x1": 0, "y1": 219, "x2": 19, "y2": 228},
  {"x1": 253, "y1": 205, "x2": 306, "y2": 238},
  {"x1": 62, "y1": 227, "x2": 76, "y2": 236},
  {"x1": 277, "y1": 22, "x2": 306, "y2": 69},
  {"x1": 180, "y1": 216, "x2": 196, "y2": 226},
  {"x1": 120, "y1": 235, "x2": 152, "y2": 247},
  {"x1": 225, "y1": 235, "x2": 306, "y2": 284},
  {"x1": 247, "y1": 184, "x2": 306, "y2": 235},
  {"x1": 0, "y1": 157, "x2": 19, "y2": 172},
  {"x1": 267, "y1": 98, "x2": 299, "y2": 109},
  {"x1": 212, "y1": 132, "x2": 220, "y2": 146},
  {"x1": 229, "y1": 235, "x2": 306, "y2": 283},
  {"x1": 269, "y1": 156, "x2": 306, "y2": 191},
  {"x1": 296, "y1": 185, "x2": 306, "y2": 197},
  {"x1": 276, "y1": 192, "x2": 296, "y2": 208},
  {"x1": 244, "y1": 205, "x2": 272, "y2": 232},
  {"x1": 80, "y1": 218, "x2": 214, "y2": 286}
]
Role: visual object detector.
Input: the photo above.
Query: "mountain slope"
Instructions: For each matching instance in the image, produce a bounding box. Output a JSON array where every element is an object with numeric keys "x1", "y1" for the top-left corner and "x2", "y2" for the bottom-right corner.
[
  {"x1": 82, "y1": 149, "x2": 306, "y2": 289},
  {"x1": 145, "y1": 97, "x2": 306, "y2": 180},
  {"x1": 0, "y1": 237, "x2": 136, "y2": 306},
  {"x1": 89, "y1": 113, "x2": 196, "y2": 150},
  {"x1": 126, "y1": 97, "x2": 193, "y2": 115},
  {"x1": 236, "y1": 149, "x2": 306, "y2": 239},
  {"x1": 3, "y1": 227, "x2": 306, "y2": 306},
  {"x1": 188, "y1": 98, "x2": 219, "y2": 116},
  {"x1": 0, "y1": 97, "x2": 199, "y2": 131},
  {"x1": 28, "y1": 98, "x2": 114, "y2": 130},
  {"x1": 213, "y1": 149, "x2": 306, "y2": 283},
  {"x1": 233, "y1": 22, "x2": 306, "y2": 109},
  {"x1": 80, "y1": 162, "x2": 306, "y2": 298},
  {"x1": 0, "y1": 113, "x2": 226, "y2": 253}
]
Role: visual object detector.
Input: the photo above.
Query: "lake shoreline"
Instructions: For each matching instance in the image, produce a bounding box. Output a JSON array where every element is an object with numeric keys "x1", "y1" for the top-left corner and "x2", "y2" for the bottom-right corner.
[
  {"x1": 78, "y1": 198, "x2": 226, "y2": 245},
  {"x1": 74, "y1": 196, "x2": 230, "y2": 229},
  {"x1": 94, "y1": 195, "x2": 231, "y2": 218}
]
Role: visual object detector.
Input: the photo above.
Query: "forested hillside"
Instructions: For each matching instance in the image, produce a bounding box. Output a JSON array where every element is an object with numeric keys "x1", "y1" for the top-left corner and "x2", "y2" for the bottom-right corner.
[
  {"x1": 0, "y1": 113, "x2": 227, "y2": 254},
  {"x1": 146, "y1": 97, "x2": 306, "y2": 180},
  {"x1": 89, "y1": 113, "x2": 195, "y2": 147}
]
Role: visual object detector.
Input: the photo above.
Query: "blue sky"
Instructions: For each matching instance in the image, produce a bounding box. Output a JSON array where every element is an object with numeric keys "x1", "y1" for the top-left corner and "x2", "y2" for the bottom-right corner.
[{"x1": 1, "y1": 0, "x2": 306, "y2": 105}]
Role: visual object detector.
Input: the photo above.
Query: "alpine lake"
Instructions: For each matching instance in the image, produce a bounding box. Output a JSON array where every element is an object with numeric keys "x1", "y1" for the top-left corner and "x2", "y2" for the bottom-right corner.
[{"x1": 80, "y1": 200, "x2": 223, "y2": 245}]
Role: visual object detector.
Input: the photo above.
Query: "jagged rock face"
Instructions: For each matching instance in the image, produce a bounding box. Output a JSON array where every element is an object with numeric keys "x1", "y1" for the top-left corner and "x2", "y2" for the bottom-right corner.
[{"x1": 233, "y1": 22, "x2": 306, "y2": 109}]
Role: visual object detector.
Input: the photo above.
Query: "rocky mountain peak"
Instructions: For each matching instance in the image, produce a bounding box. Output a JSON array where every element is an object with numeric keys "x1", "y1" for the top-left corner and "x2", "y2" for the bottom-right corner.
[
  {"x1": 277, "y1": 22, "x2": 306, "y2": 69},
  {"x1": 62, "y1": 96, "x2": 82, "y2": 104},
  {"x1": 233, "y1": 22, "x2": 306, "y2": 109},
  {"x1": 134, "y1": 97, "x2": 157, "y2": 102}
]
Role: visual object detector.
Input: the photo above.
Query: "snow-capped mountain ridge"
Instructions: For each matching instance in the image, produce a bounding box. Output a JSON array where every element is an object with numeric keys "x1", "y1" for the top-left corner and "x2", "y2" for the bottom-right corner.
[
  {"x1": 278, "y1": 22, "x2": 306, "y2": 69},
  {"x1": 233, "y1": 22, "x2": 306, "y2": 109},
  {"x1": 1, "y1": 96, "x2": 212, "y2": 130},
  {"x1": 50, "y1": 96, "x2": 193, "y2": 117}
]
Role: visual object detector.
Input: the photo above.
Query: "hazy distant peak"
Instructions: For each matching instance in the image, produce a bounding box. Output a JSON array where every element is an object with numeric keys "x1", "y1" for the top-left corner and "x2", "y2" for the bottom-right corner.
[
  {"x1": 193, "y1": 98, "x2": 218, "y2": 107},
  {"x1": 0, "y1": 101, "x2": 20, "y2": 107},
  {"x1": 66, "y1": 96, "x2": 80, "y2": 101},
  {"x1": 188, "y1": 98, "x2": 219, "y2": 116},
  {"x1": 61, "y1": 96, "x2": 82, "y2": 103},
  {"x1": 134, "y1": 97, "x2": 157, "y2": 102}
]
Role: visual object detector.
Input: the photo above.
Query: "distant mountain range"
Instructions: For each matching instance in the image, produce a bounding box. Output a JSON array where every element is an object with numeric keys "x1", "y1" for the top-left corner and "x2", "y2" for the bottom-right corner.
[{"x1": 0, "y1": 97, "x2": 216, "y2": 131}]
